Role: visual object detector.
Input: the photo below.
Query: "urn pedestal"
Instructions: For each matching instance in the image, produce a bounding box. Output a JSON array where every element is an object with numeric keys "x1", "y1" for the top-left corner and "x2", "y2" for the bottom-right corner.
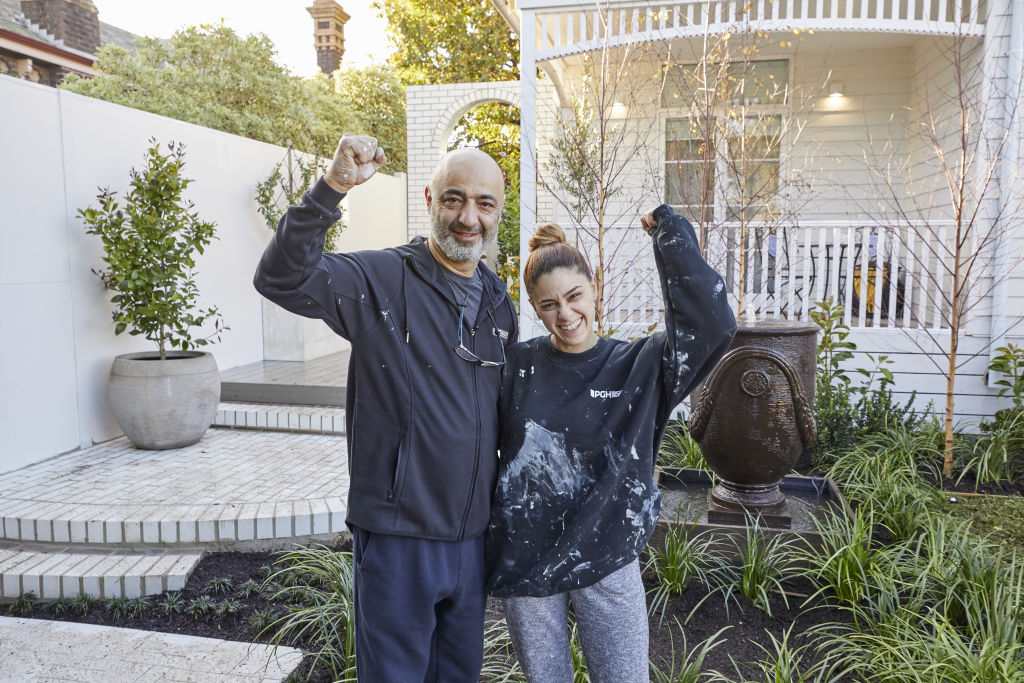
[{"x1": 687, "y1": 320, "x2": 818, "y2": 527}]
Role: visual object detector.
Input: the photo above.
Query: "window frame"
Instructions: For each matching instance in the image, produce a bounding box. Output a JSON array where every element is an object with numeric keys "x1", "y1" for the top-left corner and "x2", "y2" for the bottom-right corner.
[{"x1": 660, "y1": 59, "x2": 793, "y2": 224}]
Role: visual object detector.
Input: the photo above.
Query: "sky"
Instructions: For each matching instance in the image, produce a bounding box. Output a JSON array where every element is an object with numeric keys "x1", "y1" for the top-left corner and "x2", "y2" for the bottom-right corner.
[{"x1": 91, "y1": 1, "x2": 393, "y2": 76}]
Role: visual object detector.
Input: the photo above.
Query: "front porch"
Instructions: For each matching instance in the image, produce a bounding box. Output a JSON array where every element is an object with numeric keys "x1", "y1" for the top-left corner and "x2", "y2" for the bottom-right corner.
[{"x1": 484, "y1": 0, "x2": 1022, "y2": 420}]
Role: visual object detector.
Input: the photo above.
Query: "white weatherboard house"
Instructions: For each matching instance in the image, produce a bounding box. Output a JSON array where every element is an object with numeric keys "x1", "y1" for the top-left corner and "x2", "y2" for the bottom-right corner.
[{"x1": 407, "y1": 0, "x2": 1024, "y2": 422}]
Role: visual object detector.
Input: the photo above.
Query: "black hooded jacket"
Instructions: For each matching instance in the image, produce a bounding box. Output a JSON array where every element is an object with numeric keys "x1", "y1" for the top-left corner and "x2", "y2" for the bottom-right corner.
[
  {"x1": 254, "y1": 179, "x2": 518, "y2": 541},
  {"x1": 486, "y1": 205, "x2": 736, "y2": 597}
]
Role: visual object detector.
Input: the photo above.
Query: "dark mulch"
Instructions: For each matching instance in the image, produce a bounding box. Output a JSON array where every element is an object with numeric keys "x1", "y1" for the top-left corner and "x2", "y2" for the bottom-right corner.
[
  {"x1": 6, "y1": 536, "x2": 855, "y2": 681},
  {"x1": 4, "y1": 547, "x2": 284, "y2": 643},
  {"x1": 931, "y1": 474, "x2": 1024, "y2": 497}
]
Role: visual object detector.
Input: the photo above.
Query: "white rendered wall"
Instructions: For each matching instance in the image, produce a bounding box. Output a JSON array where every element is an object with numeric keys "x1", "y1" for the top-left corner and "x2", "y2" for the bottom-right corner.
[
  {"x1": 0, "y1": 77, "x2": 406, "y2": 472},
  {"x1": 263, "y1": 170, "x2": 409, "y2": 362}
]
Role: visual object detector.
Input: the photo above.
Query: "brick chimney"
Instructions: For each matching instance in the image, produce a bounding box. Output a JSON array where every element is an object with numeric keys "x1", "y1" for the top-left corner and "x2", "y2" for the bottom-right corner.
[
  {"x1": 306, "y1": 0, "x2": 350, "y2": 75},
  {"x1": 20, "y1": 0, "x2": 101, "y2": 54}
]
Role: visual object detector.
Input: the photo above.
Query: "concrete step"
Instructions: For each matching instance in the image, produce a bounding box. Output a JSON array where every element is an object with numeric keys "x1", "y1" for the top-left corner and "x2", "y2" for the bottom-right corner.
[
  {"x1": 0, "y1": 430, "x2": 350, "y2": 549},
  {"x1": 0, "y1": 495, "x2": 346, "y2": 548},
  {"x1": 220, "y1": 381, "x2": 346, "y2": 407},
  {"x1": 212, "y1": 401, "x2": 346, "y2": 435},
  {"x1": 0, "y1": 546, "x2": 202, "y2": 600}
]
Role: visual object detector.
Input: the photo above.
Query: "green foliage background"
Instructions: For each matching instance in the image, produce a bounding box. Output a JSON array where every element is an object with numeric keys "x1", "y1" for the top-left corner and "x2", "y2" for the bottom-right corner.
[
  {"x1": 377, "y1": 0, "x2": 523, "y2": 265},
  {"x1": 61, "y1": 24, "x2": 407, "y2": 172}
]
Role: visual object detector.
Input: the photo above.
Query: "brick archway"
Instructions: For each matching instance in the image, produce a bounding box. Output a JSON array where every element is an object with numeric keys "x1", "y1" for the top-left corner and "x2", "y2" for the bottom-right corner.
[{"x1": 405, "y1": 82, "x2": 521, "y2": 239}]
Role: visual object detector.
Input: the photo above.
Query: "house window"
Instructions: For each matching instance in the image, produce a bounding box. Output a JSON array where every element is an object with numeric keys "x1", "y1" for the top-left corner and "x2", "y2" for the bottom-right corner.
[
  {"x1": 664, "y1": 117, "x2": 715, "y2": 219},
  {"x1": 662, "y1": 60, "x2": 788, "y2": 222},
  {"x1": 724, "y1": 114, "x2": 781, "y2": 221}
]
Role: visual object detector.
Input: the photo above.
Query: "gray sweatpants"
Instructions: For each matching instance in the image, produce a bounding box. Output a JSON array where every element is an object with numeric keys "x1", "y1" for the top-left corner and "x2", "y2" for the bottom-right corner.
[{"x1": 502, "y1": 559, "x2": 649, "y2": 683}]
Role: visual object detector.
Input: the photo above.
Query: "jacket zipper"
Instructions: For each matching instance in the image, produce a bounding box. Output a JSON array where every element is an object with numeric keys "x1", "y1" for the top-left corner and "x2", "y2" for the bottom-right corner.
[{"x1": 458, "y1": 325, "x2": 483, "y2": 541}]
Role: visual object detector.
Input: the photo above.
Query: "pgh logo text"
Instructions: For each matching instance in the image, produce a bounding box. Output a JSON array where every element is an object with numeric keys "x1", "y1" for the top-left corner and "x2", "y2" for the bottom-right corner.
[{"x1": 590, "y1": 389, "x2": 622, "y2": 399}]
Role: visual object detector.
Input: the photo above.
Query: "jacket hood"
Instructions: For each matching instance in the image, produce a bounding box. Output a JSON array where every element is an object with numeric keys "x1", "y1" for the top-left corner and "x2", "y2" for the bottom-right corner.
[{"x1": 395, "y1": 236, "x2": 510, "y2": 313}]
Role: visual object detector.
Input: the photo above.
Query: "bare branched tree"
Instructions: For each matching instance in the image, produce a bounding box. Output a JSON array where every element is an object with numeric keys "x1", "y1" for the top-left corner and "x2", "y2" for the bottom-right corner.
[
  {"x1": 660, "y1": 18, "x2": 822, "y2": 320},
  {"x1": 860, "y1": 29, "x2": 1024, "y2": 476},
  {"x1": 540, "y1": 38, "x2": 664, "y2": 336}
]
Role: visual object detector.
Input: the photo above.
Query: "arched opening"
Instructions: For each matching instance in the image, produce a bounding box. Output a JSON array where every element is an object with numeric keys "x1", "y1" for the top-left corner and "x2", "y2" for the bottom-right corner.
[{"x1": 446, "y1": 100, "x2": 522, "y2": 297}]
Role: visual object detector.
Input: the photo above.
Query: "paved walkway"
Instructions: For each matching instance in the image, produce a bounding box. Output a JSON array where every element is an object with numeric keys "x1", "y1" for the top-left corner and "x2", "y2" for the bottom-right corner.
[
  {"x1": 0, "y1": 429, "x2": 350, "y2": 548},
  {"x1": 0, "y1": 617, "x2": 302, "y2": 682},
  {"x1": 0, "y1": 425, "x2": 349, "y2": 679}
]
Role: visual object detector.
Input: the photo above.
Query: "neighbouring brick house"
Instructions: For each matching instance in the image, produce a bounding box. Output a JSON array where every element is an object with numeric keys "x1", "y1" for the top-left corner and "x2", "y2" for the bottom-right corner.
[{"x1": 0, "y1": 0, "x2": 136, "y2": 86}]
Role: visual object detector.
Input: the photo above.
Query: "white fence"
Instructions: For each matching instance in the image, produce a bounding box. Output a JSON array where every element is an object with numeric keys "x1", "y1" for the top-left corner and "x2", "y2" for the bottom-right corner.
[
  {"x1": 561, "y1": 217, "x2": 1017, "y2": 422},
  {"x1": 575, "y1": 220, "x2": 959, "y2": 334}
]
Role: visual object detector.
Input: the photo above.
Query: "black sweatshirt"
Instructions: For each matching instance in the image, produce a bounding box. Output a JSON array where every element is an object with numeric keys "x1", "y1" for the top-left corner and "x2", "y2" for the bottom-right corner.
[
  {"x1": 485, "y1": 205, "x2": 736, "y2": 597},
  {"x1": 254, "y1": 179, "x2": 518, "y2": 542}
]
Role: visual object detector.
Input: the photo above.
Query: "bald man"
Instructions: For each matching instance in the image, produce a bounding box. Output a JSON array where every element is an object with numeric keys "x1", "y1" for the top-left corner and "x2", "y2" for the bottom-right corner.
[{"x1": 254, "y1": 134, "x2": 519, "y2": 681}]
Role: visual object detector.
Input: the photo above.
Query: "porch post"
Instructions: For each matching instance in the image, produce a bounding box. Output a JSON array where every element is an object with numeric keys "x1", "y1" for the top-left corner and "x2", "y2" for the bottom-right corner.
[
  {"x1": 988, "y1": 0, "x2": 1024, "y2": 353},
  {"x1": 520, "y1": 8, "x2": 540, "y2": 337}
]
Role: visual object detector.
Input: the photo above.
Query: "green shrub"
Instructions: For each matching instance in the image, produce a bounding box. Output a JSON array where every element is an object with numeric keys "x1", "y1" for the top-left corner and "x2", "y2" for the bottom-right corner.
[
  {"x1": 810, "y1": 298, "x2": 859, "y2": 464},
  {"x1": 739, "y1": 624, "x2": 828, "y2": 683},
  {"x1": 79, "y1": 140, "x2": 224, "y2": 359},
  {"x1": 648, "y1": 624, "x2": 730, "y2": 683},
  {"x1": 206, "y1": 576, "x2": 233, "y2": 595},
  {"x1": 793, "y1": 508, "x2": 888, "y2": 607},
  {"x1": 658, "y1": 418, "x2": 708, "y2": 471},
  {"x1": 186, "y1": 595, "x2": 215, "y2": 619},
  {"x1": 262, "y1": 544, "x2": 356, "y2": 681},
  {"x1": 721, "y1": 523, "x2": 798, "y2": 617},
  {"x1": 105, "y1": 596, "x2": 132, "y2": 620},
  {"x1": 647, "y1": 521, "x2": 727, "y2": 624},
  {"x1": 957, "y1": 410, "x2": 1024, "y2": 486},
  {"x1": 126, "y1": 596, "x2": 150, "y2": 619},
  {"x1": 160, "y1": 591, "x2": 183, "y2": 617},
  {"x1": 8, "y1": 591, "x2": 37, "y2": 617},
  {"x1": 48, "y1": 598, "x2": 72, "y2": 616},
  {"x1": 70, "y1": 594, "x2": 95, "y2": 617},
  {"x1": 810, "y1": 299, "x2": 922, "y2": 467}
]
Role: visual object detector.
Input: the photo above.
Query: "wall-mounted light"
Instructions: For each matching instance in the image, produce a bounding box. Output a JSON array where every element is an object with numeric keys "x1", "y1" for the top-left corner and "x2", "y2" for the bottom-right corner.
[
  {"x1": 829, "y1": 82, "x2": 845, "y2": 98},
  {"x1": 610, "y1": 101, "x2": 628, "y2": 118}
]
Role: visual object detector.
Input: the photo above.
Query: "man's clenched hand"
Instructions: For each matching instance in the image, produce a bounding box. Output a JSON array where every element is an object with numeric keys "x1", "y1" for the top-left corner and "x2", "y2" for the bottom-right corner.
[{"x1": 324, "y1": 134, "x2": 388, "y2": 194}]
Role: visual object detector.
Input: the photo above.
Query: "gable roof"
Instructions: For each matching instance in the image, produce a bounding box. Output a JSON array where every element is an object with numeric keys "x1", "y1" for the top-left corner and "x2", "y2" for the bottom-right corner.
[{"x1": 0, "y1": 0, "x2": 139, "y2": 60}]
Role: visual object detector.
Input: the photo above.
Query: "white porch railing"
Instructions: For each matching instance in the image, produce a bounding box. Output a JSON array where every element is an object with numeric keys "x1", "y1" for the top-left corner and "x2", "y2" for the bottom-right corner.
[
  {"x1": 509, "y1": 0, "x2": 988, "y2": 61},
  {"x1": 568, "y1": 220, "x2": 956, "y2": 335}
]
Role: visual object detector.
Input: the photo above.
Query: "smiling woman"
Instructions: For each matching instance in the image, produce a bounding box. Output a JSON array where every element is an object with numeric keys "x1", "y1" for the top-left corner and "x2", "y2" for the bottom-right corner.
[
  {"x1": 524, "y1": 223, "x2": 599, "y2": 353},
  {"x1": 486, "y1": 206, "x2": 738, "y2": 681}
]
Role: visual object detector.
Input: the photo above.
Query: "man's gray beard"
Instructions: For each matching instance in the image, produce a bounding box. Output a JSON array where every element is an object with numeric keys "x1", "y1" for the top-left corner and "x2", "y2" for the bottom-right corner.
[{"x1": 431, "y1": 217, "x2": 496, "y2": 264}]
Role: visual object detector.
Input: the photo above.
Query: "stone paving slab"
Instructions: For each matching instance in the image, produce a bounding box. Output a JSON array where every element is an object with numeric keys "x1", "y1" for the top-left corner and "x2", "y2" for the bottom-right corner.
[
  {"x1": 0, "y1": 430, "x2": 349, "y2": 548},
  {"x1": 0, "y1": 616, "x2": 302, "y2": 682},
  {"x1": 213, "y1": 402, "x2": 346, "y2": 435}
]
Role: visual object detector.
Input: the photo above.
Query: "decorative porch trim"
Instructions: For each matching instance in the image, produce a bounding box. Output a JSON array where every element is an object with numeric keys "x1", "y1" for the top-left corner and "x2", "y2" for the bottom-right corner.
[{"x1": 507, "y1": 0, "x2": 987, "y2": 64}]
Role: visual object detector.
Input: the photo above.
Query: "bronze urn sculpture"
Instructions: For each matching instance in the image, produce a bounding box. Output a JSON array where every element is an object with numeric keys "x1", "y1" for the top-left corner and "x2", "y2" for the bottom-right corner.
[{"x1": 687, "y1": 320, "x2": 819, "y2": 527}]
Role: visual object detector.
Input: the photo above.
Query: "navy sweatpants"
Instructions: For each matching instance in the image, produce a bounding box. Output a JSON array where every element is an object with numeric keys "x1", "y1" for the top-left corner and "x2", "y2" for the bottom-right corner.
[{"x1": 352, "y1": 526, "x2": 486, "y2": 682}]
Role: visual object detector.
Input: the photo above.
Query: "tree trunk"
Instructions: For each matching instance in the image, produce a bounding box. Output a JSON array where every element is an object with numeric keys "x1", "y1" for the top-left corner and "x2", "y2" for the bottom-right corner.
[{"x1": 942, "y1": 300, "x2": 960, "y2": 478}]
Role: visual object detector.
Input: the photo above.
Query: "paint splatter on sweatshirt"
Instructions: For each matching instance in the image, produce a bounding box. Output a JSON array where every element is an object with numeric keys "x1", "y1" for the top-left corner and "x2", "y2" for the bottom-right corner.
[{"x1": 485, "y1": 205, "x2": 737, "y2": 598}]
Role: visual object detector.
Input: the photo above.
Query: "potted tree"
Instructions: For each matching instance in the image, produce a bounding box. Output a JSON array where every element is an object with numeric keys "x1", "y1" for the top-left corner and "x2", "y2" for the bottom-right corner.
[{"x1": 79, "y1": 139, "x2": 225, "y2": 449}]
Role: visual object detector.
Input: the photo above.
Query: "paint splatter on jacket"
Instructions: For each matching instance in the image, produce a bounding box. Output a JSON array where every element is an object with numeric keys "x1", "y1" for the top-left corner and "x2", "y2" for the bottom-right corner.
[
  {"x1": 486, "y1": 205, "x2": 736, "y2": 597},
  {"x1": 254, "y1": 179, "x2": 518, "y2": 541}
]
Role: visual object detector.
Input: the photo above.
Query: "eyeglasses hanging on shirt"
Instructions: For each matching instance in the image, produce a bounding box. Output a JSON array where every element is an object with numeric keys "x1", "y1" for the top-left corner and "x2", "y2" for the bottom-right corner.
[{"x1": 454, "y1": 306, "x2": 506, "y2": 367}]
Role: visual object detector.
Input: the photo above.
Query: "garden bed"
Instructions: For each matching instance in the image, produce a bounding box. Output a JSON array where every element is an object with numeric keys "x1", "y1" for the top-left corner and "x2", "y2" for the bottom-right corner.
[{"x1": 5, "y1": 536, "x2": 858, "y2": 682}]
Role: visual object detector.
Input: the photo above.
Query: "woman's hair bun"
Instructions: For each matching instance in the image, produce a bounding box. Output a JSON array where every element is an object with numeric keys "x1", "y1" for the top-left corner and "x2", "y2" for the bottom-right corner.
[{"x1": 528, "y1": 222, "x2": 567, "y2": 253}]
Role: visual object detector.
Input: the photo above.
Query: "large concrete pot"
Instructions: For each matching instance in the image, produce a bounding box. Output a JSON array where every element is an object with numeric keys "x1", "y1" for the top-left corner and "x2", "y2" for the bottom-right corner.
[
  {"x1": 688, "y1": 320, "x2": 818, "y2": 521},
  {"x1": 108, "y1": 351, "x2": 220, "y2": 450}
]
